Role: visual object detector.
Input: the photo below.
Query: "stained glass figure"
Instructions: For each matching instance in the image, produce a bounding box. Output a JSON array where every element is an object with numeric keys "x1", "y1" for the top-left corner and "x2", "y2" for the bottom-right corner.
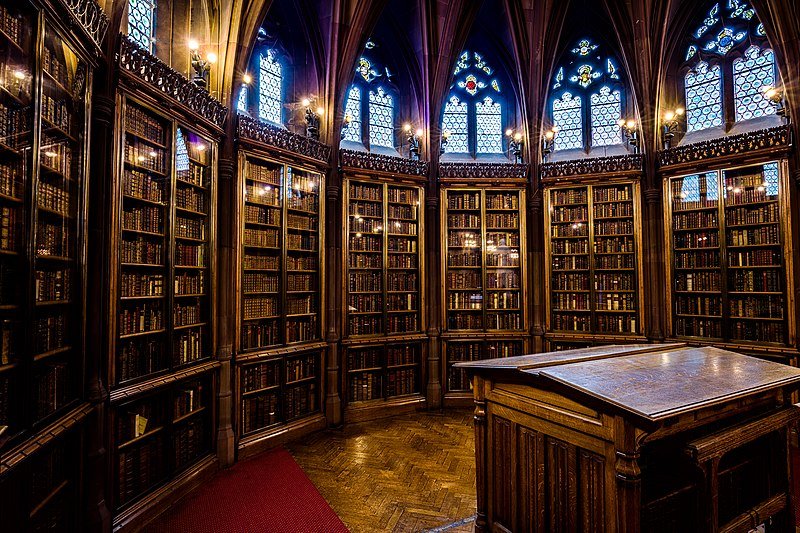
[
  {"x1": 607, "y1": 59, "x2": 619, "y2": 79},
  {"x1": 475, "y1": 97, "x2": 502, "y2": 154},
  {"x1": 459, "y1": 74, "x2": 485, "y2": 96},
  {"x1": 369, "y1": 87, "x2": 394, "y2": 148},
  {"x1": 570, "y1": 65, "x2": 600, "y2": 89},
  {"x1": 442, "y1": 95, "x2": 468, "y2": 153},
  {"x1": 552, "y1": 93, "x2": 583, "y2": 151},
  {"x1": 356, "y1": 57, "x2": 379, "y2": 82},
  {"x1": 258, "y1": 49, "x2": 282, "y2": 125},
  {"x1": 491, "y1": 80, "x2": 500, "y2": 92},
  {"x1": 686, "y1": 0, "x2": 763, "y2": 59},
  {"x1": 572, "y1": 39, "x2": 598, "y2": 56},
  {"x1": 685, "y1": 61, "x2": 723, "y2": 132},
  {"x1": 342, "y1": 86, "x2": 362, "y2": 143},
  {"x1": 128, "y1": 0, "x2": 156, "y2": 52},
  {"x1": 474, "y1": 53, "x2": 492, "y2": 75},
  {"x1": 733, "y1": 46, "x2": 776, "y2": 121},
  {"x1": 553, "y1": 67, "x2": 564, "y2": 90},
  {"x1": 590, "y1": 87, "x2": 621, "y2": 147}
]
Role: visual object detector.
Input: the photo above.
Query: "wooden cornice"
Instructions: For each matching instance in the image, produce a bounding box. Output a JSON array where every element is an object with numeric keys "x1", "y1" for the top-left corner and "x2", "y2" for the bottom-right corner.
[
  {"x1": 0, "y1": 403, "x2": 93, "y2": 476},
  {"x1": 658, "y1": 125, "x2": 792, "y2": 173},
  {"x1": 438, "y1": 161, "x2": 528, "y2": 186},
  {"x1": 117, "y1": 35, "x2": 228, "y2": 133},
  {"x1": 109, "y1": 361, "x2": 220, "y2": 404},
  {"x1": 235, "y1": 341, "x2": 328, "y2": 364},
  {"x1": 339, "y1": 149, "x2": 429, "y2": 180},
  {"x1": 540, "y1": 153, "x2": 644, "y2": 183},
  {"x1": 237, "y1": 115, "x2": 331, "y2": 168}
]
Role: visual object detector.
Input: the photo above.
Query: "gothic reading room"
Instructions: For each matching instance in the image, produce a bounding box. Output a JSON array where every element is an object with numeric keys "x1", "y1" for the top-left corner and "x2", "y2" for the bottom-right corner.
[{"x1": 3, "y1": 0, "x2": 800, "y2": 531}]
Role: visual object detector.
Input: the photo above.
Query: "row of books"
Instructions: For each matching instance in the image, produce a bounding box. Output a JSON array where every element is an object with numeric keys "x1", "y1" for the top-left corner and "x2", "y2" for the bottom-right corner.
[
  {"x1": 175, "y1": 271, "x2": 205, "y2": 295},
  {"x1": 284, "y1": 383, "x2": 316, "y2": 420},
  {"x1": 176, "y1": 186, "x2": 206, "y2": 214},
  {"x1": 245, "y1": 204, "x2": 280, "y2": 226},
  {"x1": 349, "y1": 234, "x2": 382, "y2": 252},
  {"x1": 124, "y1": 169, "x2": 165, "y2": 203},
  {"x1": 241, "y1": 392, "x2": 279, "y2": 433},
  {"x1": 595, "y1": 275, "x2": 635, "y2": 291},
  {"x1": 349, "y1": 202, "x2": 381, "y2": 217},
  {"x1": 173, "y1": 418, "x2": 205, "y2": 470},
  {"x1": 594, "y1": 202, "x2": 633, "y2": 218},
  {"x1": 121, "y1": 273, "x2": 164, "y2": 298},
  {"x1": 551, "y1": 189, "x2": 587, "y2": 205},
  {"x1": 287, "y1": 317, "x2": 317, "y2": 343},
  {"x1": 287, "y1": 194, "x2": 318, "y2": 213},
  {"x1": 350, "y1": 183, "x2": 382, "y2": 201},
  {"x1": 673, "y1": 210, "x2": 718, "y2": 230},
  {"x1": 34, "y1": 362, "x2": 67, "y2": 420},
  {"x1": 674, "y1": 231, "x2": 719, "y2": 249},
  {"x1": 387, "y1": 293, "x2": 418, "y2": 311},
  {"x1": 37, "y1": 181, "x2": 71, "y2": 216},
  {"x1": 33, "y1": 315, "x2": 66, "y2": 354},
  {"x1": 388, "y1": 204, "x2": 416, "y2": 219},
  {"x1": 243, "y1": 273, "x2": 278, "y2": 293},
  {"x1": 0, "y1": 161, "x2": 22, "y2": 199},
  {"x1": 175, "y1": 243, "x2": 205, "y2": 267},
  {"x1": 727, "y1": 227, "x2": 779, "y2": 246},
  {"x1": 286, "y1": 295, "x2": 313, "y2": 315},
  {"x1": 34, "y1": 269, "x2": 70, "y2": 302},
  {"x1": 123, "y1": 205, "x2": 163, "y2": 234},
  {"x1": 121, "y1": 238, "x2": 162, "y2": 264},
  {"x1": 0, "y1": 102, "x2": 29, "y2": 144},
  {"x1": 125, "y1": 105, "x2": 166, "y2": 146},
  {"x1": 248, "y1": 163, "x2": 281, "y2": 185},
  {"x1": 387, "y1": 315, "x2": 418, "y2": 332},
  {"x1": 729, "y1": 296, "x2": 784, "y2": 318},
  {"x1": 0, "y1": 206, "x2": 18, "y2": 250},
  {"x1": 174, "y1": 301, "x2": 202, "y2": 327},
  {"x1": 388, "y1": 238, "x2": 417, "y2": 253},
  {"x1": 36, "y1": 221, "x2": 71, "y2": 257},
  {"x1": 287, "y1": 172, "x2": 317, "y2": 194},
  {"x1": 287, "y1": 234, "x2": 316, "y2": 251},
  {"x1": 242, "y1": 361, "x2": 280, "y2": 392},
  {"x1": 349, "y1": 272, "x2": 382, "y2": 292},
  {"x1": 593, "y1": 187, "x2": 631, "y2": 202},
  {"x1": 125, "y1": 142, "x2": 168, "y2": 174},
  {"x1": 243, "y1": 296, "x2": 278, "y2": 320},
  {"x1": 176, "y1": 217, "x2": 205, "y2": 240},
  {"x1": 41, "y1": 94, "x2": 70, "y2": 133},
  {"x1": 241, "y1": 321, "x2": 279, "y2": 349},
  {"x1": 727, "y1": 204, "x2": 778, "y2": 225},
  {"x1": 117, "y1": 436, "x2": 164, "y2": 506},
  {"x1": 594, "y1": 237, "x2": 634, "y2": 254},
  {"x1": 0, "y1": 5, "x2": 23, "y2": 47},
  {"x1": 287, "y1": 213, "x2": 316, "y2": 230},
  {"x1": 244, "y1": 228, "x2": 279, "y2": 248},
  {"x1": 245, "y1": 184, "x2": 280, "y2": 206},
  {"x1": 447, "y1": 192, "x2": 481, "y2": 210},
  {"x1": 174, "y1": 384, "x2": 203, "y2": 419},
  {"x1": 176, "y1": 162, "x2": 207, "y2": 189},
  {"x1": 485, "y1": 213, "x2": 518, "y2": 229},
  {"x1": 676, "y1": 272, "x2": 720, "y2": 292},
  {"x1": 118, "y1": 340, "x2": 163, "y2": 383},
  {"x1": 40, "y1": 135, "x2": 72, "y2": 178},
  {"x1": 119, "y1": 303, "x2": 163, "y2": 335},
  {"x1": 387, "y1": 188, "x2": 416, "y2": 204},
  {"x1": 551, "y1": 206, "x2": 587, "y2": 222}
]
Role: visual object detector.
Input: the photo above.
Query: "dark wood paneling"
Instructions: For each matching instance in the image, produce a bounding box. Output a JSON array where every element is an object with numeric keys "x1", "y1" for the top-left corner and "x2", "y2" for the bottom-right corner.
[{"x1": 491, "y1": 415, "x2": 514, "y2": 529}]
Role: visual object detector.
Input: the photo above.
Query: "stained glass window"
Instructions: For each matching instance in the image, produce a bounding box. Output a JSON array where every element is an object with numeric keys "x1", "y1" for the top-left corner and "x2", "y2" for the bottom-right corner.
[
  {"x1": 763, "y1": 161, "x2": 779, "y2": 196},
  {"x1": 685, "y1": 61, "x2": 723, "y2": 132},
  {"x1": 175, "y1": 129, "x2": 189, "y2": 174},
  {"x1": 552, "y1": 93, "x2": 582, "y2": 151},
  {"x1": 237, "y1": 86, "x2": 248, "y2": 113},
  {"x1": 733, "y1": 46, "x2": 775, "y2": 121},
  {"x1": 590, "y1": 87, "x2": 621, "y2": 147},
  {"x1": 258, "y1": 50, "x2": 282, "y2": 125},
  {"x1": 475, "y1": 97, "x2": 502, "y2": 154},
  {"x1": 442, "y1": 96, "x2": 468, "y2": 153},
  {"x1": 368, "y1": 87, "x2": 394, "y2": 148},
  {"x1": 127, "y1": 0, "x2": 155, "y2": 52},
  {"x1": 342, "y1": 86, "x2": 362, "y2": 143}
]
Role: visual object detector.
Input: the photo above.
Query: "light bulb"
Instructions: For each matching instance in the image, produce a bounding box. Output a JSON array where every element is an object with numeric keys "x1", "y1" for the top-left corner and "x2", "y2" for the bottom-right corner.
[
  {"x1": 664, "y1": 111, "x2": 675, "y2": 121},
  {"x1": 626, "y1": 120, "x2": 636, "y2": 129},
  {"x1": 403, "y1": 123, "x2": 412, "y2": 132},
  {"x1": 206, "y1": 52, "x2": 218, "y2": 64},
  {"x1": 316, "y1": 106, "x2": 325, "y2": 116},
  {"x1": 415, "y1": 128, "x2": 423, "y2": 138},
  {"x1": 12, "y1": 70, "x2": 25, "y2": 80},
  {"x1": 242, "y1": 73, "x2": 252, "y2": 84},
  {"x1": 513, "y1": 132, "x2": 522, "y2": 142},
  {"x1": 505, "y1": 128, "x2": 513, "y2": 137},
  {"x1": 188, "y1": 39, "x2": 199, "y2": 51},
  {"x1": 675, "y1": 108, "x2": 685, "y2": 116},
  {"x1": 301, "y1": 98, "x2": 311, "y2": 107}
]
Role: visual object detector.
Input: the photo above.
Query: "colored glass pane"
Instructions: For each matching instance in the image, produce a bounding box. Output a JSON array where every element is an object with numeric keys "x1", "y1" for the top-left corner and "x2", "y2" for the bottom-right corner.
[
  {"x1": 733, "y1": 46, "x2": 775, "y2": 121},
  {"x1": 258, "y1": 50, "x2": 282, "y2": 125},
  {"x1": 342, "y1": 86, "x2": 362, "y2": 143},
  {"x1": 368, "y1": 87, "x2": 394, "y2": 148},
  {"x1": 128, "y1": 0, "x2": 155, "y2": 52},
  {"x1": 552, "y1": 92, "x2": 582, "y2": 151},
  {"x1": 475, "y1": 97, "x2": 502, "y2": 154},
  {"x1": 685, "y1": 61, "x2": 723, "y2": 132},
  {"x1": 590, "y1": 86, "x2": 621, "y2": 147},
  {"x1": 442, "y1": 96, "x2": 468, "y2": 153}
]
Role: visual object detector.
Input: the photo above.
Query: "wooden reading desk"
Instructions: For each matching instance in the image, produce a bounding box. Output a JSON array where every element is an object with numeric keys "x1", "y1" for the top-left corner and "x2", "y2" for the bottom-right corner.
[{"x1": 456, "y1": 343, "x2": 800, "y2": 532}]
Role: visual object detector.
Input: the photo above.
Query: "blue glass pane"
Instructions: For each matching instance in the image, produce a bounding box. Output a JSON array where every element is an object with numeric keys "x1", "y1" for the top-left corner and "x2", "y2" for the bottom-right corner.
[
  {"x1": 128, "y1": 0, "x2": 155, "y2": 52},
  {"x1": 552, "y1": 93, "x2": 582, "y2": 151},
  {"x1": 237, "y1": 86, "x2": 248, "y2": 113},
  {"x1": 685, "y1": 62, "x2": 723, "y2": 132},
  {"x1": 368, "y1": 87, "x2": 394, "y2": 148},
  {"x1": 442, "y1": 95, "x2": 468, "y2": 153},
  {"x1": 475, "y1": 97, "x2": 502, "y2": 154},
  {"x1": 733, "y1": 46, "x2": 776, "y2": 121},
  {"x1": 590, "y1": 86, "x2": 621, "y2": 147},
  {"x1": 258, "y1": 50, "x2": 282, "y2": 125},
  {"x1": 342, "y1": 86, "x2": 362, "y2": 143}
]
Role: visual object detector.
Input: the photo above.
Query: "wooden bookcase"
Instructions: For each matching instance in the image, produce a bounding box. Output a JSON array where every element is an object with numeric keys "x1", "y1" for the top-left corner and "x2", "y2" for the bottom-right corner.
[
  {"x1": 107, "y1": 93, "x2": 220, "y2": 523},
  {"x1": 543, "y1": 180, "x2": 646, "y2": 347},
  {"x1": 440, "y1": 186, "x2": 528, "y2": 405},
  {"x1": 341, "y1": 175, "x2": 426, "y2": 421},
  {"x1": 233, "y1": 149, "x2": 326, "y2": 455},
  {"x1": 664, "y1": 160, "x2": 795, "y2": 351},
  {"x1": 0, "y1": 0, "x2": 104, "y2": 529}
]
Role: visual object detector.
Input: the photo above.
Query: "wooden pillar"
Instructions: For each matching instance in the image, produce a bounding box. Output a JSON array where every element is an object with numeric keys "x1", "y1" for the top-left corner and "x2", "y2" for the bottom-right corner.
[
  {"x1": 528, "y1": 186, "x2": 545, "y2": 352},
  {"x1": 215, "y1": 153, "x2": 236, "y2": 467},
  {"x1": 473, "y1": 376, "x2": 488, "y2": 532},
  {"x1": 425, "y1": 187, "x2": 442, "y2": 408},
  {"x1": 643, "y1": 185, "x2": 665, "y2": 341},
  {"x1": 325, "y1": 160, "x2": 342, "y2": 425},
  {"x1": 614, "y1": 418, "x2": 642, "y2": 533}
]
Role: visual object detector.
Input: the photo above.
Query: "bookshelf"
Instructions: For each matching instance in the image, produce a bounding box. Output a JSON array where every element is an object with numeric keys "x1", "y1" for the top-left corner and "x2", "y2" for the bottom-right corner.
[
  {"x1": 440, "y1": 187, "x2": 527, "y2": 403},
  {"x1": 342, "y1": 177, "x2": 425, "y2": 420},
  {"x1": 109, "y1": 95, "x2": 218, "y2": 517},
  {"x1": 112, "y1": 98, "x2": 216, "y2": 386},
  {"x1": 344, "y1": 179, "x2": 423, "y2": 338},
  {"x1": 238, "y1": 349, "x2": 321, "y2": 437},
  {"x1": 544, "y1": 181, "x2": 645, "y2": 344},
  {"x1": 112, "y1": 374, "x2": 213, "y2": 511},
  {"x1": 665, "y1": 161, "x2": 794, "y2": 348},
  {"x1": 0, "y1": 7, "x2": 91, "y2": 447},
  {"x1": 234, "y1": 151, "x2": 325, "y2": 454}
]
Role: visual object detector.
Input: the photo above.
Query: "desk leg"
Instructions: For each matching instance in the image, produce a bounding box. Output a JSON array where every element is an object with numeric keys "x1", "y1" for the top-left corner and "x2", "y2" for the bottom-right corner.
[
  {"x1": 474, "y1": 376, "x2": 488, "y2": 532},
  {"x1": 615, "y1": 421, "x2": 641, "y2": 533}
]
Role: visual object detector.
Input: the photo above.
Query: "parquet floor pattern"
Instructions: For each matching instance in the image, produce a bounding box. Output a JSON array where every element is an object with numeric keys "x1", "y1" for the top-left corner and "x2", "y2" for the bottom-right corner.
[{"x1": 287, "y1": 409, "x2": 477, "y2": 533}]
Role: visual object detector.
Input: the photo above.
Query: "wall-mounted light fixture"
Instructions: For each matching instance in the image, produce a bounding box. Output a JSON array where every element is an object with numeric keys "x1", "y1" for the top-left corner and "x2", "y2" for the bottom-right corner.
[
  {"x1": 661, "y1": 108, "x2": 685, "y2": 150},
  {"x1": 505, "y1": 129, "x2": 524, "y2": 164},
  {"x1": 301, "y1": 98, "x2": 323, "y2": 140},
  {"x1": 541, "y1": 127, "x2": 558, "y2": 163},
  {"x1": 763, "y1": 85, "x2": 788, "y2": 124},
  {"x1": 189, "y1": 40, "x2": 216, "y2": 88},
  {"x1": 440, "y1": 130, "x2": 451, "y2": 155},
  {"x1": 403, "y1": 123, "x2": 423, "y2": 160},
  {"x1": 617, "y1": 118, "x2": 639, "y2": 153}
]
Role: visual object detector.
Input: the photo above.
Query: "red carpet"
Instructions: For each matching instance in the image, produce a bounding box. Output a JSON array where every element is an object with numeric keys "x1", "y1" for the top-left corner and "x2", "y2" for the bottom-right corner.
[{"x1": 144, "y1": 447, "x2": 349, "y2": 533}]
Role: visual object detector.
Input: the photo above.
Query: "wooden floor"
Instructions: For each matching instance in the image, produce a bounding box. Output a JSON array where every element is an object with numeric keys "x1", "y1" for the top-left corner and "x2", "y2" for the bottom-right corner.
[{"x1": 287, "y1": 409, "x2": 477, "y2": 533}]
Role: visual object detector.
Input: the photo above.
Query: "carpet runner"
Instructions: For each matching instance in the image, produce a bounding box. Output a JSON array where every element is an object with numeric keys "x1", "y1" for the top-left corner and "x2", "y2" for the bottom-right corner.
[{"x1": 143, "y1": 447, "x2": 349, "y2": 533}]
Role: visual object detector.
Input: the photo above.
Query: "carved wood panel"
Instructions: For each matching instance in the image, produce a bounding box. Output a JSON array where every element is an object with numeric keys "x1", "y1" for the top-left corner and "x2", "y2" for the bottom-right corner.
[
  {"x1": 517, "y1": 427, "x2": 545, "y2": 533},
  {"x1": 546, "y1": 437, "x2": 578, "y2": 531},
  {"x1": 492, "y1": 416, "x2": 514, "y2": 529},
  {"x1": 579, "y1": 450, "x2": 606, "y2": 531}
]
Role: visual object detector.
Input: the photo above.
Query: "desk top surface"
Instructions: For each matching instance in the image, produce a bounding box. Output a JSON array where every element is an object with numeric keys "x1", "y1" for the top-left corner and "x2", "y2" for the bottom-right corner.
[{"x1": 457, "y1": 344, "x2": 800, "y2": 422}]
